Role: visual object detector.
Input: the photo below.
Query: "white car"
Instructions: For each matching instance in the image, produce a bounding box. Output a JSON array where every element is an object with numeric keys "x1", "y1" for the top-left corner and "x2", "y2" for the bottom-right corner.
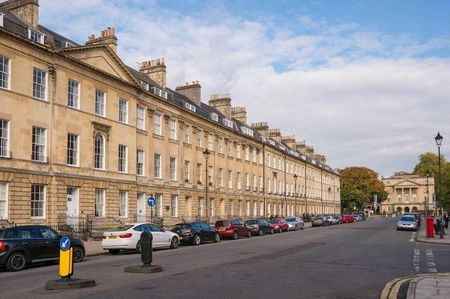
[{"x1": 101, "y1": 223, "x2": 180, "y2": 254}]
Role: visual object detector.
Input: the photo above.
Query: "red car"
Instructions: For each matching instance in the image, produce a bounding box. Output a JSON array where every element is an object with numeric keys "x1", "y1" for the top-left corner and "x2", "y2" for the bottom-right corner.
[
  {"x1": 270, "y1": 218, "x2": 289, "y2": 233},
  {"x1": 342, "y1": 215, "x2": 356, "y2": 223},
  {"x1": 215, "y1": 219, "x2": 251, "y2": 239}
]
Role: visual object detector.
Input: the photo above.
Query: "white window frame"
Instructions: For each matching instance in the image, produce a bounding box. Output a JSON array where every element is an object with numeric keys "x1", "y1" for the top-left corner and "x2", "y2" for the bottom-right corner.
[
  {"x1": 207, "y1": 134, "x2": 213, "y2": 151},
  {"x1": 183, "y1": 126, "x2": 190, "y2": 143},
  {"x1": 236, "y1": 144, "x2": 241, "y2": 159},
  {"x1": 154, "y1": 113, "x2": 162, "y2": 135},
  {"x1": 31, "y1": 184, "x2": 46, "y2": 219},
  {"x1": 67, "y1": 79, "x2": 80, "y2": 109},
  {"x1": 32, "y1": 67, "x2": 47, "y2": 100},
  {"x1": 0, "y1": 55, "x2": 11, "y2": 90},
  {"x1": 196, "y1": 130, "x2": 202, "y2": 147},
  {"x1": 184, "y1": 160, "x2": 190, "y2": 182},
  {"x1": 196, "y1": 163, "x2": 202, "y2": 183},
  {"x1": 245, "y1": 173, "x2": 250, "y2": 190},
  {"x1": 154, "y1": 153, "x2": 162, "y2": 178},
  {"x1": 94, "y1": 133, "x2": 105, "y2": 170},
  {"x1": 171, "y1": 195, "x2": 178, "y2": 217},
  {"x1": 119, "y1": 98, "x2": 128, "y2": 124},
  {"x1": 170, "y1": 157, "x2": 177, "y2": 181},
  {"x1": 119, "y1": 191, "x2": 128, "y2": 218},
  {"x1": 95, "y1": 189, "x2": 105, "y2": 218},
  {"x1": 244, "y1": 145, "x2": 249, "y2": 161},
  {"x1": 210, "y1": 112, "x2": 218, "y2": 122},
  {"x1": 137, "y1": 150, "x2": 145, "y2": 176},
  {"x1": 0, "y1": 13, "x2": 4, "y2": 28},
  {"x1": 227, "y1": 141, "x2": 232, "y2": 157},
  {"x1": 237, "y1": 172, "x2": 241, "y2": 190},
  {"x1": 154, "y1": 193, "x2": 162, "y2": 217},
  {"x1": 66, "y1": 133, "x2": 79, "y2": 166},
  {"x1": 0, "y1": 119, "x2": 10, "y2": 158},
  {"x1": 118, "y1": 144, "x2": 128, "y2": 173},
  {"x1": 218, "y1": 168, "x2": 224, "y2": 187},
  {"x1": 95, "y1": 89, "x2": 106, "y2": 116},
  {"x1": 31, "y1": 126, "x2": 47, "y2": 162},
  {"x1": 137, "y1": 106, "x2": 145, "y2": 130},
  {"x1": 169, "y1": 119, "x2": 177, "y2": 140},
  {"x1": 228, "y1": 170, "x2": 233, "y2": 189},
  {"x1": 0, "y1": 183, "x2": 8, "y2": 219},
  {"x1": 28, "y1": 28, "x2": 45, "y2": 44}
]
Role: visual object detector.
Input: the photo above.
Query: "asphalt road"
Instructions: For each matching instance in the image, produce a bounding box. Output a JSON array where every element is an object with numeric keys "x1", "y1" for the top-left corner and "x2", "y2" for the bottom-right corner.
[{"x1": 1, "y1": 217, "x2": 450, "y2": 299}]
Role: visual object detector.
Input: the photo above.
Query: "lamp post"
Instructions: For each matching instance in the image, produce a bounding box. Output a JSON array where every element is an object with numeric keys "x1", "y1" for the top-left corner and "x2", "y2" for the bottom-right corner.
[
  {"x1": 320, "y1": 168, "x2": 324, "y2": 217},
  {"x1": 434, "y1": 132, "x2": 444, "y2": 239},
  {"x1": 203, "y1": 148, "x2": 211, "y2": 224},
  {"x1": 294, "y1": 174, "x2": 298, "y2": 216},
  {"x1": 425, "y1": 172, "x2": 429, "y2": 217}
]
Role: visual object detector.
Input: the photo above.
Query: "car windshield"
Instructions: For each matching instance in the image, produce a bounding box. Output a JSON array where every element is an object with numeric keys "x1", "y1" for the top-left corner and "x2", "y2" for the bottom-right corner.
[
  {"x1": 400, "y1": 216, "x2": 416, "y2": 222},
  {"x1": 285, "y1": 218, "x2": 296, "y2": 222},
  {"x1": 174, "y1": 223, "x2": 191, "y2": 229},
  {"x1": 107, "y1": 225, "x2": 133, "y2": 231},
  {"x1": 270, "y1": 219, "x2": 280, "y2": 223},
  {"x1": 246, "y1": 220, "x2": 257, "y2": 224},
  {"x1": 215, "y1": 221, "x2": 229, "y2": 227}
]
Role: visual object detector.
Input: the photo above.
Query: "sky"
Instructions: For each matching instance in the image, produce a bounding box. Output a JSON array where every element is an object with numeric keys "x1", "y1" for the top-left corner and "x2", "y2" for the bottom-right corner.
[{"x1": 39, "y1": 0, "x2": 450, "y2": 177}]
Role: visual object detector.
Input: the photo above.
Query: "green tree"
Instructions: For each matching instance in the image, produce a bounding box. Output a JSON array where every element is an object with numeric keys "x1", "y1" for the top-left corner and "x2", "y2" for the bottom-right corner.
[
  {"x1": 413, "y1": 152, "x2": 450, "y2": 209},
  {"x1": 339, "y1": 167, "x2": 388, "y2": 211}
]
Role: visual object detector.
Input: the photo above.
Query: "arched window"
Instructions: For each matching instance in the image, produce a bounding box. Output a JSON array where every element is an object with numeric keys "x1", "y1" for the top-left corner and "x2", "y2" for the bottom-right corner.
[{"x1": 94, "y1": 133, "x2": 105, "y2": 169}]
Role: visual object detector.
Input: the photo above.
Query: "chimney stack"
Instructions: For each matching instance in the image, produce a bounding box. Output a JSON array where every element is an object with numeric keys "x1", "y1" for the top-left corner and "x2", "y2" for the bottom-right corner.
[
  {"x1": 0, "y1": 0, "x2": 39, "y2": 27},
  {"x1": 269, "y1": 129, "x2": 282, "y2": 143},
  {"x1": 209, "y1": 94, "x2": 232, "y2": 118},
  {"x1": 296, "y1": 141, "x2": 306, "y2": 154},
  {"x1": 231, "y1": 106, "x2": 247, "y2": 124},
  {"x1": 251, "y1": 122, "x2": 269, "y2": 138},
  {"x1": 281, "y1": 135, "x2": 296, "y2": 150},
  {"x1": 139, "y1": 58, "x2": 166, "y2": 89},
  {"x1": 176, "y1": 81, "x2": 201, "y2": 106},
  {"x1": 85, "y1": 27, "x2": 118, "y2": 53}
]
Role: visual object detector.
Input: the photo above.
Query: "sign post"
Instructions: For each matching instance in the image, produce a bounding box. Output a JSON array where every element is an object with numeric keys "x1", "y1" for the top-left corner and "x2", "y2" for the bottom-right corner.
[
  {"x1": 147, "y1": 196, "x2": 156, "y2": 222},
  {"x1": 45, "y1": 235, "x2": 96, "y2": 290}
]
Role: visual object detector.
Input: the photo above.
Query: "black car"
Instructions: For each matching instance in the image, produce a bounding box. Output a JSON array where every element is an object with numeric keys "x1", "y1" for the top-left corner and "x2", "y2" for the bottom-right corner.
[
  {"x1": 245, "y1": 219, "x2": 274, "y2": 236},
  {"x1": 0, "y1": 225, "x2": 85, "y2": 271},
  {"x1": 171, "y1": 222, "x2": 220, "y2": 245}
]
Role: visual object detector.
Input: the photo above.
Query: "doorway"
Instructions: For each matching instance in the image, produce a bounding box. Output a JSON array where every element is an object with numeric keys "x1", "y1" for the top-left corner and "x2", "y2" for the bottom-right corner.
[{"x1": 66, "y1": 188, "x2": 79, "y2": 228}]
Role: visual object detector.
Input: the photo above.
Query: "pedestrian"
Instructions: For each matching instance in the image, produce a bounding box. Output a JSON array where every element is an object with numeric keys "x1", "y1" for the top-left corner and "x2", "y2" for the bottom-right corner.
[
  {"x1": 445, "y1": 213, "x2": 449, "y2": 229},
  {"x1": 434, "y1": 215, "x2": 438, "y2": 234}
]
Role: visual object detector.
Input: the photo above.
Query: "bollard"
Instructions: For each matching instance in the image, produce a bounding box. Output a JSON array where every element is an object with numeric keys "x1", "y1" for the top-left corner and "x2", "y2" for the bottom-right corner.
[
  {"x1": 124, "y1": 231, "x2": 163, "y2": 273},
  {"x1": 45, "y1": 235, "x2": 96, "y2": 290}
]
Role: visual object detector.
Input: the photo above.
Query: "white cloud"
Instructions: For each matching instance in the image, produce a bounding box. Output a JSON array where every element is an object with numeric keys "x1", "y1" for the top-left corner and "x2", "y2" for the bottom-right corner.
[{"x1": 39, "y1": 1, "x2": 450, "y2": 176}]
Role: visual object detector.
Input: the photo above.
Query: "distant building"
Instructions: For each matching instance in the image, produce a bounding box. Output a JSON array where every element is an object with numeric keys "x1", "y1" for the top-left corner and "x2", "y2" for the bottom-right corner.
[{"x1": 381, "y1": 174, "x2": 435, "y2": 214}]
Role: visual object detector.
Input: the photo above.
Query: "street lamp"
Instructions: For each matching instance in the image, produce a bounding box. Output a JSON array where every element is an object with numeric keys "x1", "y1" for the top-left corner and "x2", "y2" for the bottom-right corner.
[
  {"x1": 425, "y1": 172, "x2": 429, "y2": 217},
  {"x1": 294, "y1": 174, "x2": 298, "y2": 216},
  {"x1": 434, "y1": 132, "x2": 444, "y2": 239},
  {"x1": 320, "y1": 168, "x2": 324, "y2": 217},
  {"x1": 203, "y1": 148, "x2": 211, "y2": 223}
]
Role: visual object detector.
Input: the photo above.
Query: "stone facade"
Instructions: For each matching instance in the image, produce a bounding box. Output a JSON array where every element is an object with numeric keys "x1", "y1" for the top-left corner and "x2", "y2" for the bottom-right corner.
[
  {"x1": 0, "y1": 0, "x2": 340, "y2": 231},
  {"x1": 381, "y1": 174, "x2": 435, "y2": 215}
]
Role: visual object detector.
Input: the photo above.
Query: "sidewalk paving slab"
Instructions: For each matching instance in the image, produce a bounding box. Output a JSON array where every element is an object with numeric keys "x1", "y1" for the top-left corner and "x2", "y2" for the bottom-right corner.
[
  {"x1": 415, "y1": 220, "x2": 450, "y2": 245},
  {"x1": 407, "y1": 273, "x2": 450, "y2": 299}
]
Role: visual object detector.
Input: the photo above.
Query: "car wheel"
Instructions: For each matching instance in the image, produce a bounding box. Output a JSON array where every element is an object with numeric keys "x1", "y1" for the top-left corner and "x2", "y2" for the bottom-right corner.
[
  {"x1": 170, "y1": 237, "x2": 180, "y2": 249},
  {"x1": 258, "y1": 230, "x2": 263, "y2": 236},
  {"x1": 270, "y1": 228, "x2": 274, "y2": 234},
  {"x1": 109, "y1": 249, "x2": 120, "y2": 255},
  {"x1": 6, "y1": 252, "x2": 27, "y2": 272},
  {"x1": 73, "y1": 246, "x2": 85, "y2": 263},
  {"x1": 136, "y1": 241, "x2": 142, "y2": 253},
  {"x1": 278, "y1": 228, "x2": 283, "y2": 233},
  {"x1": 192, "y1": 234, "x2": 201, "y2": 245},
  {"x1": 213, "y1": 233, "x2": 220, "y2": 243},
  {"x1": 247, "y1": 230, "x2": 252, "y2": 238},
  {"x1": 232, "y1": 231, "x2": 238, "y2": 240}
]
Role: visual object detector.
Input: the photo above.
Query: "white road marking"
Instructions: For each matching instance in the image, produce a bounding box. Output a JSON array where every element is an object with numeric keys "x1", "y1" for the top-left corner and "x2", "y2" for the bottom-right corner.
[
  {"x1": 412, "y1": 247, "x2": 421, "y2": 273},
  {"x1": 425, "y1": 248, "x2": 438, "y2": 273},
  {"x1": 409, "y1": 232, "x2": 416, "y2": 242}
]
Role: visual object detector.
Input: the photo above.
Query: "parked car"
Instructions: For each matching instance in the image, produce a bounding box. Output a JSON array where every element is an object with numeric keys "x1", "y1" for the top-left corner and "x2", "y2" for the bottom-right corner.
[
  {"x1": 311, "y1": 216, "x2": 324, "y2": 227},
  {"x1": 404, "y1": 213, "x2": 421, "y2": 226},
  {"x1": 353, "y1": 214, "x2": 363, "y2": 222},
  {"x1": 0, "y1": 225, "x2": 85, "y2": 271},
  {"x1": 172, "y1": 222, "x2": 220, "y2": 245},
  {"x1": 270, "y1": 218, "x2": 289, "y2": 232},
  {"x1": 285, "y1": 217, "x2": 305, "y2": 231},
  {"x1": 332, "y1": 215, "x2": 342, "y2": 224},
  {"x1": 342, "y1": 215, "x2": 356, "y2": 223},
  {"x1": 245, "y1": 219, "x2": 274, "y2": 236},
  {"x1": 102, "y1": 223, "x2": 180, "y2": 254},
  {"x1": 215, "y1": 219, "x2": 251, "y2": 239},
  {"x1": 353, "y1": 212, "x2": 366, "y2": 221},
  {"x1": 397, "y1": 215, "x2": 418, "y2": 231},
  {"x1": 324, "y1": 216, "x2": 334, "y2": 225}
]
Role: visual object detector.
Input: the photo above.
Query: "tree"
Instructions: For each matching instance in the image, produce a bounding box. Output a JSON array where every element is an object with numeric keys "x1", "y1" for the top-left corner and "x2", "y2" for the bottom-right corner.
[
  {"x1": 413, "y1": 152, "x2": 450, "y2": 209},
  {"x1": 339, "y1": 167, "x2": 388, "y2": 211}
]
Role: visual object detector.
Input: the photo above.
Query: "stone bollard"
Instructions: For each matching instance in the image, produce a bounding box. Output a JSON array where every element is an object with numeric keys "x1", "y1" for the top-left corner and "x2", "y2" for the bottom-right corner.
[{"x1": 124, "y1": 231, "x2": 163, "y2": 273}]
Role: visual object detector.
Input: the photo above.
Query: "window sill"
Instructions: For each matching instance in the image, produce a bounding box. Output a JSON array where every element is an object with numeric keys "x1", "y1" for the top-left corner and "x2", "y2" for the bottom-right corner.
[
  {"x1": 66, "y1": 164, "x2": 79, "y2": 168},
  {"x1": 32, "y1": 97, "x2": 48, "y2": 102}
]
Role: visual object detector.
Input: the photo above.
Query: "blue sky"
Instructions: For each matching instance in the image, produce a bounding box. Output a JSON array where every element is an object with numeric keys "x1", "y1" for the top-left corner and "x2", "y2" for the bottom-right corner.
[{"x1": 40, "y1": 0, "x2": 450, "y2": 177}]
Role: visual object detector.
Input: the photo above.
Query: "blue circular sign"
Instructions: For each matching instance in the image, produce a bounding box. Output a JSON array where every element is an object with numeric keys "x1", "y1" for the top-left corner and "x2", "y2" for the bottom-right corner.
[
  {"x1": 147, "y1": 197, "x2": 156, "y2": 207},
  {"x1": 60, "y1": 236, "x2": 71, "y2": 251}
]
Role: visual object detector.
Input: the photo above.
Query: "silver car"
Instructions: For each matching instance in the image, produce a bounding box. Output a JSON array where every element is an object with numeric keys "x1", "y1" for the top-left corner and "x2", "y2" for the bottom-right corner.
[
  {"x1": 397, "y1": 215, "x2": 418, "y2": 231},
  {"x1": 285, "y1": 217, "x2": 305, "y2": 231}
]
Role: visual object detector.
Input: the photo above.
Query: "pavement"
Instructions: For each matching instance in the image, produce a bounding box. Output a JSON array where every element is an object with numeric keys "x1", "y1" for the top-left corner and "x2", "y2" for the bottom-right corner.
[
  {"x1": 83, "y1": 221, "x2": 314, "y2": 256},
  {"x1": 380, "y1": 218, "x2": 450, "y2": 299}
]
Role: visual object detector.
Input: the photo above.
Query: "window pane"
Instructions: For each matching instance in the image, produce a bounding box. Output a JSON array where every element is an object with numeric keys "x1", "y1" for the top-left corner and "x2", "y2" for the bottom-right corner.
[
  {"x1": 0, "y1": 183, "x2": 7, "y2": 219},
  {"x1": 67, "y1": 79, "x2": 79, "y2": 108},
  {"x1": 32, "y1": 68, "x2": 46, "y2": 100},
  {"x1": 31, "y1": 185, "x2": 45, "y2": 218},
  {"x1": 95, "y1": 90, "x2": 105, "y2": 116},
  {"x1": 0, "y1": 56, "x2": 9, "y2": 89},
  {"x1": 95, "y1": 189, "x2": 105, "y2": 217},
  {"x1": 0, "y1": 119, "x2": 9, "y2": 157},
  {"x1": 94, "y1": 134, "x2": 104, "y2": 169},
  {"x1": 32, "y1": 126, "x2": 46, "y2": 162},
  {"x1": 67, "y1": 133, "x2": 78, "y2": 165}
]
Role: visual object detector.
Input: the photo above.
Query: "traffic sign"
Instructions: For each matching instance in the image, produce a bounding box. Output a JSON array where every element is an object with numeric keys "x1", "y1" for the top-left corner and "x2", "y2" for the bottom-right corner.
[
  {"x1": 60, "y1": 236, "x2": 71, "y2": 251},
  {"x1": 147, "y1": 197, "x2": 156, "y2": 207}
]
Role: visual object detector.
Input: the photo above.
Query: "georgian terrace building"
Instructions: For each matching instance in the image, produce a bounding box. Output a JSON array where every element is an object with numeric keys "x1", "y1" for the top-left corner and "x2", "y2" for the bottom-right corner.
[
  {"x1": 0, "y1": 0, "x2": 340, "y2": 230},
  {"x1": 380, "y1": 174, "x2": 435, "y2": 215}
]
